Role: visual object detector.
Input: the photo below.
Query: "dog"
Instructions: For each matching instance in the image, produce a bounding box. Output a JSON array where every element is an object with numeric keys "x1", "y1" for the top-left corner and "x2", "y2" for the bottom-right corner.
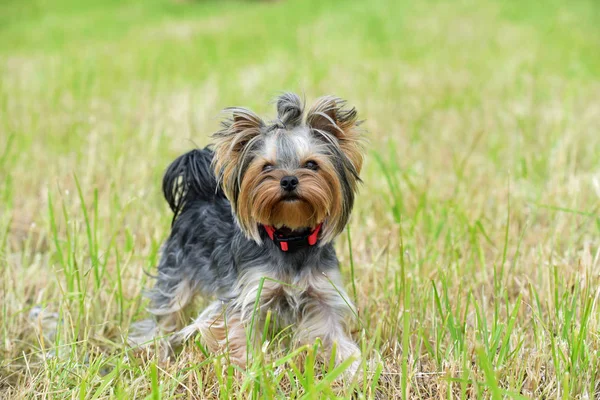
[{"x1": 129, "y1": 93, "x2": 364, "y2": 373}]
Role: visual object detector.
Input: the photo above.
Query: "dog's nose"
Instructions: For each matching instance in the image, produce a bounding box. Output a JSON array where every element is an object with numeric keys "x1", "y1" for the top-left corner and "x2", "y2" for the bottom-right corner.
[{"x1": 280, "y1": 176, "x2": 299, "y2": 192}]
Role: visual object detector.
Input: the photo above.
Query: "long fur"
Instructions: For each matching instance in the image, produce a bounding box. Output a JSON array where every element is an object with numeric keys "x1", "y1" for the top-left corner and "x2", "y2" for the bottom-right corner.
[
  {"x1": 162, "y1": 148, "x2": 225, "y2": 225},
  {"x1": 130, "y1": 93, "x2": 363, "y2": 373}
]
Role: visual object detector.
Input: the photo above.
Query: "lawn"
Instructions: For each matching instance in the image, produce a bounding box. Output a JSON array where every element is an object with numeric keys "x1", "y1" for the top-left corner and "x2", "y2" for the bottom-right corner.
[{"x1": 1, "y1": 0, "x2": 600, "y2": 398}]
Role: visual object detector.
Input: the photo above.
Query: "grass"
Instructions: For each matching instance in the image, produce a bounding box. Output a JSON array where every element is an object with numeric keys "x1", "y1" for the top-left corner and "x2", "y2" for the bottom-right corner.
[{"x1": 1, "y1": 0, "x2": 600, "y2": 397}]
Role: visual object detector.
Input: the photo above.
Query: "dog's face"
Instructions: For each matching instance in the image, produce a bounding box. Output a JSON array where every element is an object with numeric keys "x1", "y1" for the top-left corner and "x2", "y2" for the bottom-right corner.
[{"x1": 212, "y1": 93, "x2": 363, "y2": 244}]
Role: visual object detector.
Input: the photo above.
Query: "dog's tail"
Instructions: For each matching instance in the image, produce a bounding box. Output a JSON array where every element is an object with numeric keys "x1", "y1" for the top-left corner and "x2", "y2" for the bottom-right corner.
[{"x1": 162, "y1": 147, "x2": 224, "y2": 224}]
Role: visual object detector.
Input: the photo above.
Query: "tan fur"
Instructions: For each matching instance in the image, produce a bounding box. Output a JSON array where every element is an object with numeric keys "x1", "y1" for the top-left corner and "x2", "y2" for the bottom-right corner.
[
  {"x1": 237, "y1": 153, "x2": 343, "y2": 235},
  {"x1": 181, "y1": 96, "x2": 363, "y2": 370},
  {"x1": 178, "y1": 267, "x2": 360, "y2": 371},
  {"x1": 301, "y1": 155, "x2": 344, "y2": 242},
  {"x1": 236, "y1": 159, "x2": 270, "y2": 239},
  {"x1": 212, "y1": 109, "x2": 265, "y2": 208},
  {"x1": 211, "y1": 96, "x2": 363, "y2": 244},
  {"x1": 178, "y1": 267, "x2": 283, "y2": 364},
  {"x1": 178, "y1": 301, "x2": 249, "y2": 365},
  {"x1": 305, "y1": 96, "x2": 364, "y2": 175}
]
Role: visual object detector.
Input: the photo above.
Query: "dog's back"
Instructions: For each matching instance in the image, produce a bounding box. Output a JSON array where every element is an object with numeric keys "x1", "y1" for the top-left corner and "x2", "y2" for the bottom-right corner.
[
  {"x1": 131, "y1": 94, "x2": 362, "y2": 373},
  {"x1": 129, "y1": 148, "x2": 238, "y2": 349},
  {"x1": 149, "y1": 148, "x2": 238, "y2": 320}
]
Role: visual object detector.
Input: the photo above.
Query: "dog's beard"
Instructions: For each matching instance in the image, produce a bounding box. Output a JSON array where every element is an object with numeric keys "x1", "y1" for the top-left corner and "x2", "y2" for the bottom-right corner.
[
  {"x1": 267, "y1": 198, "x2": 320, "y2": 230},
  {"x1": 235, "y1": 163, "x2": 342, "y2": 240},
  {"x1": 211, "y1": 93, "x2": 363, "y2": 245},
  {"x1": 250, "y1": 184, "x2": 330, "y2": 230}
]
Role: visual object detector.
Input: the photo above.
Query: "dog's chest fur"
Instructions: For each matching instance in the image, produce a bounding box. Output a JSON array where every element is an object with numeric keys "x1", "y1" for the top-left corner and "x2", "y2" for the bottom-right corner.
[{"x1": 231, "y1": 263, "x2": 347, "y2": 330}]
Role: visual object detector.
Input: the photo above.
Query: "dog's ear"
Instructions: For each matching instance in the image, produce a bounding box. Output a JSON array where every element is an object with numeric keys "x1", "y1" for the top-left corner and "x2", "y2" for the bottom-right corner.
[
  {"x1": 306, "y1": 96, "x2": 363, "y2": 175},
  {"x1": 214, "y1": 108, "x2": 265, "y2": 154},
  {"x1": 212, "y1": 108, "x2": 265, "y2": 200}
]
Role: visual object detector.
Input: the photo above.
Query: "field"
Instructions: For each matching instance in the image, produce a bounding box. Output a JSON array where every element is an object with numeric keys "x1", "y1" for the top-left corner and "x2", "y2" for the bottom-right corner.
[{"x1": 1, "y1": 0, "x2": 600, "y2": 398}]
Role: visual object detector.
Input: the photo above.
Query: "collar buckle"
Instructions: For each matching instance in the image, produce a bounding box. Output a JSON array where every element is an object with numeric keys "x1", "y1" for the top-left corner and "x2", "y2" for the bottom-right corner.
[{"x1": 263, "y1": 224, "x2": 322, "y2": 252}]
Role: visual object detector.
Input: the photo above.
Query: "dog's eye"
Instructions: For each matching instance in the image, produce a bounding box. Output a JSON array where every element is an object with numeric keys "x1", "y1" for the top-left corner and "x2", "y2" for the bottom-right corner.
[
  {"x1": 262, "y1": 163, "x2": 274, "y2": 172},
  {"x1": 304, "y1": 160, "x2": 318, "y2": 170}
]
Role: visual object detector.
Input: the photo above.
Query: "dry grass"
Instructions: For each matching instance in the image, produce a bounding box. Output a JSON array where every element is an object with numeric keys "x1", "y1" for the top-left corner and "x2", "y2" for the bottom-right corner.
[{"x1": 1, "y1": 0, "x2": 600, "y2": 398}]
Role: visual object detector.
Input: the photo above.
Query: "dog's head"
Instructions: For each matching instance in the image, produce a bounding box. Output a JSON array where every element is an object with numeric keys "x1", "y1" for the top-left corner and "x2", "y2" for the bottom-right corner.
[{"x1": 212, "y1": 93, "x2": 363, "y2": 244}]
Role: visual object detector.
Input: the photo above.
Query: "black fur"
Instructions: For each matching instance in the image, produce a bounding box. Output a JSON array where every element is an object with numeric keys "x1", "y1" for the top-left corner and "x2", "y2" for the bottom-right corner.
[
  {"x1": 148, "y1": 148, "x2": 339, "y2": 308},
  {"x1": 130, "y1": 94, "x2": 362, "y2": 371},
  {"x1": 162, "y1": 148, "x2": 224, "y2": 226},
  {"x1": 276, "y1": 92, "x2": 304, "y2": 128}
]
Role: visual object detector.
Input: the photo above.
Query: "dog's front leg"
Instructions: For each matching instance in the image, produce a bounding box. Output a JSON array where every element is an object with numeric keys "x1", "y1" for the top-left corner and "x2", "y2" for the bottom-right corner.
[
  {"x1": 178, "y1": 300, "x2": 251, "y2": 366},
  {"x1": 177, "y1": 268, "x2": 282, "y2": 366},
  {"x1": 294, "y1": 270, "x2": 361, "y2": 374}
]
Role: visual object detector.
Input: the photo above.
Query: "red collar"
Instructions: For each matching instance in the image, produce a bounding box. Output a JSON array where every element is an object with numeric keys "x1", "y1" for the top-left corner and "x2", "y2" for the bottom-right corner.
[{"x1": 263, "y1": 224, "x2": 322, "y2": 252}]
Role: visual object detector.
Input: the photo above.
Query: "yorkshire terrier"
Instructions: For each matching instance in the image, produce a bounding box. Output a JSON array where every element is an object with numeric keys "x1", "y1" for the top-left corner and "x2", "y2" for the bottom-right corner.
[{"x1": 130, "y1": 93, "x2": 364, "y2": 372}]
